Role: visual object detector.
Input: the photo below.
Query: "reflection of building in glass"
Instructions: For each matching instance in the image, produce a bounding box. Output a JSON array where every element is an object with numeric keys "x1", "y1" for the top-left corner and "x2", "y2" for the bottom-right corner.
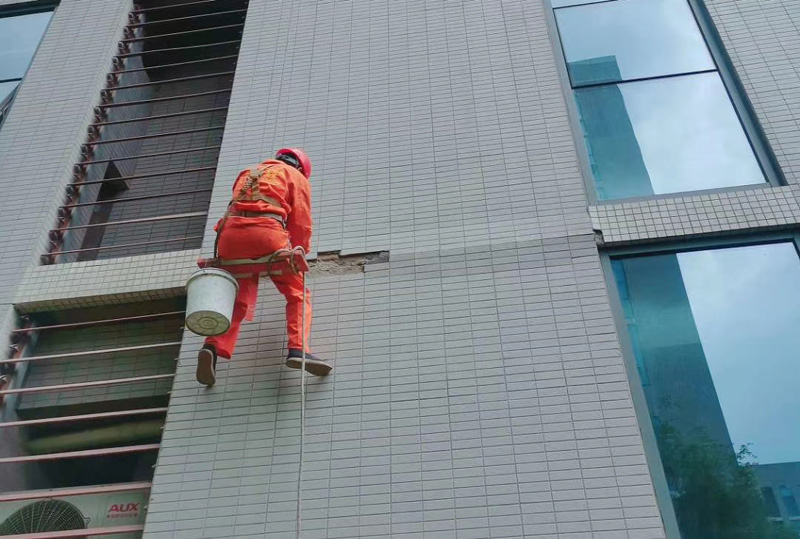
[
  {"x1": 614, "y1": 252, "x2": 800, "y2": 537},
  {"x1": 613, "y1": 254, "x2": 732, "y2": 450},
  {"x1": 570, "y1": 56, "x2": 653, "y2": 200},
  {"x1": 568, "y1": 54, "x2": 624, "y2": 86}
]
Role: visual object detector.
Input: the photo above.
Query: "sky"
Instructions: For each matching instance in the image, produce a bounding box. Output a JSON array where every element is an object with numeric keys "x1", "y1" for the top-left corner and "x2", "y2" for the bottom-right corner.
[
  {"x1": 0, "y1": 10, "x2": 52, "y2": 102},
  {"x1": 678, "y1": 243, "x2": 800, "y2": 465},
  {"x1": 0, "y1": 11, "x2": 53, "y2": 79},
  {"x1": 621, "y1": 73, "x2": 766, "y2": 194},
  {"x1": 556, "y1": 0, "x2": 713, "y2": 82}
]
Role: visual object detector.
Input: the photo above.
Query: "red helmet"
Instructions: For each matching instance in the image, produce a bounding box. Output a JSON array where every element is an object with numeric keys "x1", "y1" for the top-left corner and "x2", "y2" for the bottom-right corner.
[{"x1": 275, "y1": 147, "x2": 312, "y2": 179}]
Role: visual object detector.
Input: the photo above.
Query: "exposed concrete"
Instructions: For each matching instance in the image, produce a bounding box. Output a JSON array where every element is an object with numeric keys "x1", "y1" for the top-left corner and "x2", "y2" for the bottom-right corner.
[{"x1": 309, "y1": 250, "x2": 390, "y2": 276}]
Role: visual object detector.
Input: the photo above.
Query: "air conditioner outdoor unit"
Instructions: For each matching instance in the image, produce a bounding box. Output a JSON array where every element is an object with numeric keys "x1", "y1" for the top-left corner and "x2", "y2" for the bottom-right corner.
[{"x1": 0, "y1": 487, "x2": 148, "y2": 537}]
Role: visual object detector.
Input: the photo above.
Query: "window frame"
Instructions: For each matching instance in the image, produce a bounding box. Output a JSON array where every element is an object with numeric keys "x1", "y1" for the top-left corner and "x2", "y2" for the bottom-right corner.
[
  {"x1": 0, "y1": 1, "x2": 58, "y2": 126},
  {"x1": 551, "y1": 0, "x2": 615, "y2": 7},
  {"x1": 599, "y1": 231, "x2": 800, "y2": 539},
  {"x1": 545, "y1": 0, "x2": 785, "y2": 205}
]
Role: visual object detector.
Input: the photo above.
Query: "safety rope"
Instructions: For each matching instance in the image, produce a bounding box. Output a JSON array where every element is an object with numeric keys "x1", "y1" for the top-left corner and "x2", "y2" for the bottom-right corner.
[{"x1": 296, "y1": 270, "x2": 308, "y2": 539}]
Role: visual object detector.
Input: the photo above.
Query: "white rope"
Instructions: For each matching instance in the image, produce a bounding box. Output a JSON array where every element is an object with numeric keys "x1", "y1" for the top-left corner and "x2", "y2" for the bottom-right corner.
[{"x1": 296, "y1": 270, "x2": 307, "y2": 539}]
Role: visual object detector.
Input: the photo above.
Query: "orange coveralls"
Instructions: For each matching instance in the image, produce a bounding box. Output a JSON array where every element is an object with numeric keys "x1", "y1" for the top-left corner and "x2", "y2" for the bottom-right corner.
[{"x1": 204, "y1": 159, "x2": 313, "y2": 359}]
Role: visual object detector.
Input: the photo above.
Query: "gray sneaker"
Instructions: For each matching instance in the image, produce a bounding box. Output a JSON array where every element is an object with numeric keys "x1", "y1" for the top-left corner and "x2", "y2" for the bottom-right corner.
[
  {"x1": 196, "y1": 345, "x2": 217, "y2": 386},
  {"x1": 285, "y1": 349, "x2": 332, "y2": 377}
]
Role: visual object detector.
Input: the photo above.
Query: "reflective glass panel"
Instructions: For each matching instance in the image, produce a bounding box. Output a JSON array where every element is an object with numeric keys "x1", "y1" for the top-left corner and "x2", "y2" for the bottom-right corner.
[
  {"x1": 552, "y1": 0, "x2": 611, "y2": 7},
  {"x1": 0, "y1": 80, "x2": 17, "y2": 103},
  {"x1": 575, "y1": 72, "x2": 765, "y2": 200},
  {"x1": 556, "y1": 0, "x2": 714, "y2": 86},
  {"x1": 762, "y1": 488, "x2": 782, "y2": 518},
  {"x1": 781, "y1": 486, "x2": 800, "y2": 517},
  {"x1": 0, "y1": 10, "x2": 53, "y2": 80},
  {"x1": 612, "y1": 242, "x2": 800, "y2": 539}
]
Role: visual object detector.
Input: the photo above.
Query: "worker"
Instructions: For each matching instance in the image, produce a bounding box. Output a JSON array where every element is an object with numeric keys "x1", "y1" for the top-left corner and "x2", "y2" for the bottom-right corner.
[{"x1": 195, "y1": 148, "x2": 331, "y2": 386}]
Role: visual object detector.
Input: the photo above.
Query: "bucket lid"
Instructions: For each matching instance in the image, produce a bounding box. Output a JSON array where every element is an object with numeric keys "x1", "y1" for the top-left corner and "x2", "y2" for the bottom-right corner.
[{"x1": 186, "y1": 310, "x2": 231, "y2": 336}]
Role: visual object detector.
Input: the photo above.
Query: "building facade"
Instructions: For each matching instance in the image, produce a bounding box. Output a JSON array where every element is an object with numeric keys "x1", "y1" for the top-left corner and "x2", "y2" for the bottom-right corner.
[{"x1": 0, "y1": 0, "x2": 799, "y2": 537}]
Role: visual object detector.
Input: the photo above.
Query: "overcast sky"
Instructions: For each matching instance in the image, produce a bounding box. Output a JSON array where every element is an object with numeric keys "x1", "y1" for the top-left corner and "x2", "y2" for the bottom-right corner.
[{"x1": 678, "y1": 243, "x2": 800, "y2": 465}]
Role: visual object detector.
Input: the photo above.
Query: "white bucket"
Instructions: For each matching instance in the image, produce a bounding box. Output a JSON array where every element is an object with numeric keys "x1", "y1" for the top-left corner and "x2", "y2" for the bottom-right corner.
[{"x1": 185, "y1": 268, "x2": 239, "y2": 336}]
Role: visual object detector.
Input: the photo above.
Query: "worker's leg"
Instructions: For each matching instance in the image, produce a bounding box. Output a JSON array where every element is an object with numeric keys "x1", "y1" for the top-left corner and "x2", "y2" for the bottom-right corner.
[
  {"x1": 204, "y1": 276, "x2": 259, "y2": 359},
  {"x1": 197, "y1": 276, "x2": 258, "y2": 386},
  {"x1": 197, "y1": 221, "x2": 289, "y2": 385},
  {"x1": 271, "y1": 271, "x2": 312, "y2": 352},
  {"x1": 273, "y1": 271, "x2": 332, "y2": 376},
  {"x1": 205, "y1": 218, "x2": 284, "y2": 359}
]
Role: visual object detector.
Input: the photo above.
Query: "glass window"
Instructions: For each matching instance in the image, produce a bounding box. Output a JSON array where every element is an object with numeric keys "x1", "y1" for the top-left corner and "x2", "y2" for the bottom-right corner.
[
  {"x1": 552, "y1": 0, "x2": 612, "y2": 7},
  {"x1": 556, "y1": 0, "x2": 714, "y2": 86},
  {"x1": 576, "y1": 72, "x2": 765, "y2": 200},
  {"x1": 0, "y1": 80, "x2": 17, "y2": 103},
  {"x1": 781, "y1": 486, "x2": 800, "y2": 517},
  {"x1": 0, "y1": 9, "x2": 53, "y2": 118},
  {"x1": 554, "y1": 0, "x2": 775, "y2": 200},
  {"x1": 763, "y1": 487, "x2": 782, "y2": 518},
  {"x1": 612, "y1": 242, "x2": 800, "y2": 538},
  {"x1": 0, "y1": 10, "x2": 52, "y2": 79}
]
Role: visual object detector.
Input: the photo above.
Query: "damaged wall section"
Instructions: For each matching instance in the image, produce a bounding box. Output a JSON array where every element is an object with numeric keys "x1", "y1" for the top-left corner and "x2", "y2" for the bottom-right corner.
[{"x1": 309, "y1": 251, "x2": 389, "y2": 276}]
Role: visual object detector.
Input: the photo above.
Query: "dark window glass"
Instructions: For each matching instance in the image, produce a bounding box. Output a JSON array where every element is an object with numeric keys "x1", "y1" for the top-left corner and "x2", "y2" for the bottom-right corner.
[
  {"x1": 781, "y1": 486, "x2": 800, "y2": 517},
  {"x1": 556, "y1": 0, "x2": 713, "y2": 86},
  {"x1": 612, "y1": 242, "x2": 800, "y2": 538},
  {"x1": 763, "y1": 488, "x2": 782, "y2": 518},
  {"x1": 575, "y1": 72, "x2": 765, "y2": 200},
  {"x1": 77, "y1": 163, "x2": 128, "y2": 262}
]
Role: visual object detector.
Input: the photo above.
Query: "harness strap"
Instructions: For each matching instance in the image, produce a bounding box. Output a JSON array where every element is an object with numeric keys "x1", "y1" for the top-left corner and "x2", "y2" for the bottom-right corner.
[
  {"x1": 227, "y1": 210, "x2": 285, "y2": 225},
  {"x1": 237, "y1": 192, "x2": 282, "y2": 206},
  {"x1": 233, "y1": 164, "x2": 281, "y2": 205},
  {"x1": 214, "y1": 164, "x2": 285, "y2": 257}
]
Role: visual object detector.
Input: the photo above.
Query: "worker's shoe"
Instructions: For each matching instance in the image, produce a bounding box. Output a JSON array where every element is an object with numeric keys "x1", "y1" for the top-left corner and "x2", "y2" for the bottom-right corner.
[
  {"x1": 286, "y1": 349, "x2": 332, "y2": 377},
  {"x1": 196, "y1": 344, "x2": 217, "y2": 387}
]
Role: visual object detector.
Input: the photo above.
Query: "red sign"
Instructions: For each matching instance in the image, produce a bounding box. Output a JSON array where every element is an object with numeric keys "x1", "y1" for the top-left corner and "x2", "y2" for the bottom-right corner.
[{"x1": 107, "y1": 503, "x2": 140, "y2": 519}]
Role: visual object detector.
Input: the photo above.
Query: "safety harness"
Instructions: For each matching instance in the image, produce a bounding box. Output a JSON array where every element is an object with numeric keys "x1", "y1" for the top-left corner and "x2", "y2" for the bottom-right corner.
[{"x1": 214, "y1": 164, "x2": 286, "y2": 257}]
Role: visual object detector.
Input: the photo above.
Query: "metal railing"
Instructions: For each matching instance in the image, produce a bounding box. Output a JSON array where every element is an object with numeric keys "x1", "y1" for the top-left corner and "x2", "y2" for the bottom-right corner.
[
  {"x1": 1, "y1": 308, "x2": 182, "y2": 484},
  {"x1": 46, "y1": 0, "x2": 249, "y2": 263},
  {"x1": 127, "y1": 8, "x2": 247, "y2": 30},
  {"x1": 1, "y1": 524, "x2": 146, "y2": 538},
  {"x1": 0, "y1": 482, "x2": 152, "y2": 502},
  {"x1": 0, "y1": 445, "x2": 162, "y2": 464}
]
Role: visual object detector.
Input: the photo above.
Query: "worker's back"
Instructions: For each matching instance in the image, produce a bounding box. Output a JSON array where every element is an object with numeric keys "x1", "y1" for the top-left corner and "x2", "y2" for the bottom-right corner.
[
  {"x1": 227, "y1": 159, "x2": 312, "y2": 252},
  {"x1": 230, "y1": 160, "x2": 304, "y2": 218}
]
